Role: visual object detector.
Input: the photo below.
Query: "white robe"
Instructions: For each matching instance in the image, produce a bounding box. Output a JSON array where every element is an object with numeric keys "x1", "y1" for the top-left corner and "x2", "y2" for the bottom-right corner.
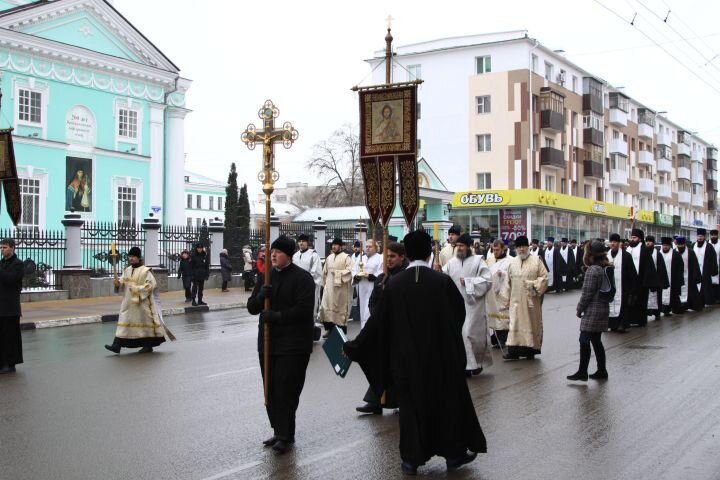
[
  {"x1": 293, "y1": 248, "x2": 323, "y2": 319},
  {"x1": 318, "y1": 252, "x2": 353, "y2": 326},
  {"x1": 559, "y1": 247, "x2": 569, "y2": 283},
  {"x1": 661, "y1": 249, "x2": 674, "y2": 306},
  {"x1": 694, "y1": 242, "x2": 707, "y2": 276},
  {"x1": 544, "y1": 247, "x2": 555, "y2": 287},
  {"x1": 627, "y1": 244, "x2": 641, "y2": 275},
  {"x1": 444, "y1": 254, "x2": 493, "y2": 370},
  {"x1": 357, "y1": 253, "x2": 383, "y2": 329},
  {"x1": 486, "y1": 255, "x2": 512, "y2": 332},
  {"x1": 647, "y1": 249, "x2": 659, "y2": 310},
  {"x1": 607, "y1": 250, "x2": 624, "y2": 318},
  {"x1": 711, "y1": 240, "x2": 720, "y2": 285},
  {"x1": 439, "y1": 243, "x2": 456, "y2": 267},
  {"x1": 349, "y1": 252, "x2": 367, "y2": 317}
]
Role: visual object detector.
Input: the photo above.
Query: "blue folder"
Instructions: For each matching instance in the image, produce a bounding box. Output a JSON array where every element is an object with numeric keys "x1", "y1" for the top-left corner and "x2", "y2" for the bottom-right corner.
[{"x1": 322, "y1": 326, "x2": 352, "y2": 378}]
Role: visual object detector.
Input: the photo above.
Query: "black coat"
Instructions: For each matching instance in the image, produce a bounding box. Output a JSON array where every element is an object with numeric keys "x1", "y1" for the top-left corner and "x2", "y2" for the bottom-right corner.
[
  {"x1": 0, "y1": 254, "x2": 24, "y2": 317},
  {"x1": 219, "y1": 253, "x2": 232, "y2": 282},
  {"x1": 552, "y1": 246, "x2": 572, "y2": 290},
  {"x1": 190, "y1": 250, "x2": 210, "y2": 281},
  {"x1": 624, "y1": 244, "x2": 659, "y2": 325},
  {"x1": 177, "y1": 258, "x2": 193, "y2": 279},
  {"x1": 367, "y1": 261, "x2": 408, "y2": 315},
  {"x1": 608, "y1": 249, "x2": 638, "y2": 329},
  {"x1": 692, "y1": 242, "x2": 719, "y2": 305},
  {"x1": 247, "y1": 262, "x2": 315, "y2": 355},
  {"x1": 679, "y1": 247, "x2": 704, "y2": 312},
  {"x1": 647, "y1": 248, "x2": 670, "y2": 314},
  {"x1": 661, "y1": 249, "x2": 685, "y2": 314},
  {"x1": 344, "y1": 265, "x2": 486, "y2": 465}
]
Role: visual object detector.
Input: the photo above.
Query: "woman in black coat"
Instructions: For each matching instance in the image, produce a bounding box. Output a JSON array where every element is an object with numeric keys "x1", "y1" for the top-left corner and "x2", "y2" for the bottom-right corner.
[
  {"x1": 220, "y1": 249, "x2": 232, "y2": 292},
  {"x1": 190, "y1": 243, "x2": 210, "y2": 306},
  {"x1": 0, "y1": 238, "x2": 24, "y2": 374},
  {"x1": 568, "y1": 240, "x2": 611, "y2": 382},
  {"x1": 177, "y1": 249, "x2": 193, "y2": 301}
]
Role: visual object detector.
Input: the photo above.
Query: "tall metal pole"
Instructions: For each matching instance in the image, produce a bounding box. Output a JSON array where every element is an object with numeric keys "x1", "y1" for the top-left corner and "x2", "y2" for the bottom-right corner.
[{"x1": 383, "y1": 24, "x2": 393, "y2": 276}]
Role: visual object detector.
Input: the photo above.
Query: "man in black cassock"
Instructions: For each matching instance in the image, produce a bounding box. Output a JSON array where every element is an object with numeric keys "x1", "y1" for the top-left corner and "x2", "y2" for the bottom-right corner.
[
  {"x1": 0, "y1": 238, "x2": 24, "y2": 374},
  {"x1": 625, "y1": 228, "x2": 659, "y2": 327},
  {"x1": 607, "y1": 233, "x2": 638, "y2": 333},
  {"x1": 710, "y1": 229, "x2": 720, "y2": 304},
  {"x1": 554, "y1": 238, "x2": 574, "y2": 292},
  {"x1": 659, "y1": 237, "x2": 684, "y2": 316},
  {"x1": 692, "y1": 228, "x2": 719, "y2": 307},
  {"x1": 569, "y1": 239, "x2": 583, "y2": 289},
  {"x1": 674, "y1": 236, "x2": 704, "y2": 312},
  {"x1": 247, "y1": 235, "x2": 315, "y2": 454},
  {"x1": 644, "y1": 236, "x2": 669, "y2": 321},
  {"x1": 344, "y1": 230, "x2": 486, "y2": 475}
]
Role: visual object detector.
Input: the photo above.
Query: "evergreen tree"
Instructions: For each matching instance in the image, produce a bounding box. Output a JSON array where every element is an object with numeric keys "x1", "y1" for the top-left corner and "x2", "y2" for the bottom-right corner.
[
  {"x1": 224, "y1": 163, "x2": 239, "y2": 263},
  {"x1": 237, "y1": 183, "x2": 251, "y2": 249}
]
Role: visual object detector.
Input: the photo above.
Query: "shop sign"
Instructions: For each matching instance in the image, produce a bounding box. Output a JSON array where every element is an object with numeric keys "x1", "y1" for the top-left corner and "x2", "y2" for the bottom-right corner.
[
  {"x1": 592, "y1": 203, "x2": 607, "y2": 214},
  {"x1": 693, "y1": 219, "x2": 704, "y2": 226},
  {"x1": 654, "y1": 212, "x2": 674, "y2": 227},
  {"x1": 672, "y1": 215, "x2": 682, "y2": 228},
  {"x1": 456, "y1": 191, "x2": 507, "y2": 206},
  {"x1": 636, "y1": 210, "x2": 655, "y2": 224},
  {"x1": 499, "y1": 208, "x2": 527, "y2": 241}
]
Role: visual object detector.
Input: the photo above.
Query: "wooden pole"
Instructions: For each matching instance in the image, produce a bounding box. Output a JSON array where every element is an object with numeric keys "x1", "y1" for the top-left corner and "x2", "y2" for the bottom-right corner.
[{"x1": 263, "y1": 190, "x2": 271, "y2": 406}]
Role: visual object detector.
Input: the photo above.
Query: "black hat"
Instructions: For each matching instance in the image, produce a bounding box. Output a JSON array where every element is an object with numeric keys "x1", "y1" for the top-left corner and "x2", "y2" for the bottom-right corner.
[
  {"x1": 388, "y1": 235, "x2": 398, "y2": 242},
  {"x1": 448, "y1": 225, "x2": 461, "y2": 235},
  {"x1": 297, "y1": 233, "x2": 309, "y2": 242},
  {"x1": 128, "y1": 246, "x2": 142, "y2": 258},
  {"x1": 531, "y1": 239, "x2": 539, "y2": 245},
  {"x1": 631, "y1": 228, "x2": 645, "y2": 240},
  {"x1": 403, "y1": 230, "x2": 432, "y2": 260},
  {"x1": 515, "y1": 236, "x2": 529, "y2": 247},
  {"x1": 711, "y1": 229, "x2": 719, "y2": 235},
  {"x1": 675, "y1": 236, "x2": 687, "y2": 245},
  {"x1": 547, "y1": 236, "x2": 555, "y2": 242},
  {"x1": 589, "y1": 240, "x2": 606, "y2": 256},
  {"x1": 646, "y1": 235, "x2": 656, "y2": 243},
  {"x1": 697, "y1": 228, "x2": 707, "y2": 236},
  {"x1": 456, "y1": 233, "x2": 473, "y2": 246},
  {"x1": 570, "y1": 239, "x2": 577, "y2": 244},
  {"x1": 333, "y1": 238, "x2": 345, "y2": 246},
  {"x1": 271, "y1": 235, "x2": 296, "y2": 257},
  {"x1": 561, "y1": 237, "x2": 569, "y2": 243},
  {"x1": 195, "y1": 242, "x2": 204, "y2": 249},
  {"x1": 660, "y1": 237, "x2": 673, "y2": 246},
  {"x1": 609, "y1": 233, "x2": 621, "y2": 242},
  {"x1": 353, "y1": 240, "x2": 361, "y2": 247}
]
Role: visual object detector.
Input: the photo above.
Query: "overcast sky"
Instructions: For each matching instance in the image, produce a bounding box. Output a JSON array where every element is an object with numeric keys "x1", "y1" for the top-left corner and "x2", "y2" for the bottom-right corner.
[{"x1": 115, "y1": 0, "x2": 720, "y2": 197}]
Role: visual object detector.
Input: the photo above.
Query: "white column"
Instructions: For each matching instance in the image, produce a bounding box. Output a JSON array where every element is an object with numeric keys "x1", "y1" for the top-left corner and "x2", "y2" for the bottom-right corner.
[
  {"x1": 313, "y1": 219, "x2": 327, "y2": 259},
  {"x1": 270, "y1": 216, "x2": 281, "y2": 245},
  {"x1": 149, "y1": 103, "x2": 166, "y2": 216},
  {"x1": 208, "y1": 219, "x2": 224, "y2": 268},
  {"x1": 62, "y1": 213, "x2": 84, "y2": 268},
  {"x1": 142, "y1": 215, "x2": 161, "y2": 267},
  {"x1": 165, "y1": 106, "x2": 189, "y2": 226}
]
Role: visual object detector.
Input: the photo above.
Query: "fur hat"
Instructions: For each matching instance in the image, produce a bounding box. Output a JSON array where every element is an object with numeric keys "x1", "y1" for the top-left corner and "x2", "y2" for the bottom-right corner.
[
  {"x1": 271, "y1": 235, "x2": 296, "y2": 257},
  {"x1": 403, "y1": 230, "x2": 432, "y2": 260},
  {"x1": 297, "y1": 233, "x2": 309, "y2": 242},
  {"x1": 448, "y1": 225, "x2": 462, "y2": 235},
  {"x1": 128, "y1": 246, "x2": 142, "y2": 258},
  {"x1": 515, "y1": 236, "x2": 530, "y2": 247},
  {"x1": 455, "y1": 233, "x2": 474, "y2": 246},
  {"x1": 631, "y1": 228, "x2": 645, "y2": 240},
  {"x1": 660, "y1": 237, "x2": 673, "y2": 246}
]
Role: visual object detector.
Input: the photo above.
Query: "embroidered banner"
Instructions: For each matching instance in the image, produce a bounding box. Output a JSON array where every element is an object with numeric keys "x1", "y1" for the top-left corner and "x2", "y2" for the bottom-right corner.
[
  {"x1": 397, "y1": 154, "x2": 419, "y2": 227},
  {"x1": 360, "y1": 156, "x2": 381, "y2": 225},
  {"x1": 378, "y1": 156, "x2": 396, "y2": 226},
  {"x1": 359, "y1": 86, "x2": 416, "y2": 157},
  {"x1": 0, "y1": 129, "x2": 21, "y2": 226}
]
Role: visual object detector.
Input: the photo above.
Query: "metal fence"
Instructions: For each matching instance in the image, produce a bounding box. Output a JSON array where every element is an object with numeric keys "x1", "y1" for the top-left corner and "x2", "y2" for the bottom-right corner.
[
  {"x1": 0, "y1": 228, "x2": 65, "y2": 290},
  {"x1": 81, "y1": 222, "x2": 145, "y2": 277},
  {"x1": 158, "y1": 224, "x2": 211, "y2": 275}
]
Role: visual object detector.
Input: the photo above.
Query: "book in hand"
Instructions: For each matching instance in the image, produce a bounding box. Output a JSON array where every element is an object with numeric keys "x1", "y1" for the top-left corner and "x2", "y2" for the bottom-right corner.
[{"x1": 322, "y1": 326, "x2": 352, "y2": 378}]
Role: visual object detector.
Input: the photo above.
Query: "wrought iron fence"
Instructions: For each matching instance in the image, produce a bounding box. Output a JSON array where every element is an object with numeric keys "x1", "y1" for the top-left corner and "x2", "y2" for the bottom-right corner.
[
  {"x1": 158, "y1": 224, "x2": 211, "y2": 275},
  {"x1": 0, "y1": 227, "x2": 65, "y2": 290},
  {"x1": 81, "y1": 222, "x2": 145, "y2": 277}
]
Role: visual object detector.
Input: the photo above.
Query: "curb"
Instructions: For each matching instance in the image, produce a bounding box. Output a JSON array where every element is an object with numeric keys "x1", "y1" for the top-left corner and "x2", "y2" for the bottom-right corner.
[{"x1": 21, "y1": 302, "x2": 246, "y2": 331}]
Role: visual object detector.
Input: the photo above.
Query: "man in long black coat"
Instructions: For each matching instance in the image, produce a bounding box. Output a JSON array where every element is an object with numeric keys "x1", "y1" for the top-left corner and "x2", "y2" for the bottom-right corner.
[
  {"x1": 189, "y1": 243, "x2": 210, "y2": 306},
  {"x1": 645, "y1": 236, "x2": 670, "y2": 321},
  {"x1": 607, "y1": 233, "x2": 638, "y2": 332},
  {"x1": 659, "y1": 237, "x2": 684, "y2": 315},
  {"x1": 553, "y1": 238, "x2": 574, "y2": 292},
  {"x1": 625, "y1": 228, "x2": 659, "y2": 327},
  {"x1": 675, "y1": 237, "x2": 704, "y2": 312},
  {"x1": 0, "y1": 238, "x2": 24, "y2": 374},
  {"x1": 344, "y1": 230, "x2": 486, "y2": 475},
  {"x1": 692, "y1": 228, "x2": 719, "y2": 307},
  {"x1": 247, "y1": 236, "x2": 315, "y2": 454}
]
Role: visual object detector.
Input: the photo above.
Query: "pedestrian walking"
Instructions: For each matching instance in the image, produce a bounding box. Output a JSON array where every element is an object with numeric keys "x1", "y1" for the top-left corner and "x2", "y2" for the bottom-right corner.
[
  {"x1": 246, "y1": 235, "x2": 315, "y2": 454},
  {"x1": 674, "y1": 236, "x2": 704, "y2": 312},
  {"x1": 625, "y1": 228, "x2": 659, "y2": 327},
  {"x1": 486, "y1": 239, "x2": 512, "y2": 349},
  {"x1": 659, "y1": 237, "x2": 684, "y2": 316},
  {"x1": 0, "y1": 238, "x2": 24, "y2": 374},
  {"x1": 355, "y1": 239, "x2": 383, "y2": 329},
  {"x1": 438, "y1": 224, "x2": 461, "y2": 268},
  {"x1": 190, "y1": 243, "x2": 209, "y2": 306},
  {"x1": 177, "y1": 249, "x2": 193, "y2": 302},
  {"x1": 349, "y1": 240, "x2": 366, "y2": 321},
  {"x1": 105, "y1": 247, "x2": 169, "y2": 354},
  {"x1": 256, "y1": 246, "x2": 266, "y2": 284},
  {"x1": 292, "y1": 234, "x2": 323, "y2": 320},
  {"x1": 692, "y1": 228, "x2": 719, "y2": 307},
  {"x1": 243, "y1": 245, "x2": 255, "y2": 292},
  {"x1": 606, "y1": 233, "x2": 636, "y2": 332},
  {"x1": 344, "y1": 230, "x2": 486, "y2": 475},
  {"x1": 220, "y1": 249, "x2": 232, "y2": 292},
  {"x1": 567, "y1": 240, "x2": 611, "y2": 381},
  {"x1": 318, "y1": 238, "x2": 353, "y2": 336}
]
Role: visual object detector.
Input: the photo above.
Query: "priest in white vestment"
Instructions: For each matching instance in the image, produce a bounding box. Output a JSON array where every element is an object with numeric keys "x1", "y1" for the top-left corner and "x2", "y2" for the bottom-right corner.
[
  {"x1": 355, "y1": 239, "x2": 383, "y2": 329},
  {"x1": 319, "y1": 239, "x2": 353, "y2": 336},
  {"x1": 292, "y1": 234, "x2": 323, "y2": 320}
]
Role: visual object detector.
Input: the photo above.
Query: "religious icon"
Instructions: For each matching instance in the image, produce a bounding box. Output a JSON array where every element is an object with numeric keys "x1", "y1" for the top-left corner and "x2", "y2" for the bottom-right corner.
[
  {"x1": 371, "y1": 100, "x2": 403, "y2": 144},
  {"x1": 65, "y1": 157, "x2": 92, "y2": 212}
]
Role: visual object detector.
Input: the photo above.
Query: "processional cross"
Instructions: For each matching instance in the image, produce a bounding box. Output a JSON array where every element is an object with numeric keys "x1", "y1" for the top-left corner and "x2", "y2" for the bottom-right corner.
[{"x1": 241, "y1": 100, "x2": 299, "y2": 405}]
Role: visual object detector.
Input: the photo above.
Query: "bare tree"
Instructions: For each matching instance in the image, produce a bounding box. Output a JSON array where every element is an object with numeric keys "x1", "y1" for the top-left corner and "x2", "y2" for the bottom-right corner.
[{"x1": 307, "y1": 124, "x2": 364, "y2": 207}]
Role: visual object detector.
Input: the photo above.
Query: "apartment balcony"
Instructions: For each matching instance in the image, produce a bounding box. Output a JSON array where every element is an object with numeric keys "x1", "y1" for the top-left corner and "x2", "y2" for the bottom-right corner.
[
  {"x1": 583, "y1": 127, "x2": 603, "y2": 147},
  {"x1": 609, "y1": 138, "x2": 629, "y2": 156},
  {"x1": 656, "y1": 158, "x2": 672, "y2": 173},
  {"x1": 692, "y1": 194, "x2": 704, "y2": 208},
  {"x1": 692, "y1": 166, "x2": 704, "y2": 184},
  {"x1": 638, "y1": 150, "x2": 655, "y2": 168},
  {"x1": 609, "y1": 169, "x2": 628, "y2": 186},
  {"x1": 608, "y1": 107, "x2": 628, "y2": 127},
  {"x1": 710, "y1": 158, "x2": 718, "y2": 171},
  {"x1": 583, "y1": 160, "x2": 604, "y2": 179},
  {"x1": 708, "y1": 147, "x2": 718, "y2": 161},
  {"x1": 639, "y1": 178, "x2": 655, "y2": 195},
  {"x1": 657, "y1": 183, "x2": 672, "y2": 199},
  {"x1": 657, "y1": 131, "x2": 672, "y2": 146},
  {"x1": 677, "y1": 166, "x2": 691, "y2": 181},
  {"x1": 677, "y1": 142, "x2": 691, "y2": 157},
  {"x1": 709, "y1": 199, "x2": 717, "y2": 211},
  {"x1": 540, "y1": 147, "x2": 566, "y2": 169},
  {"x1": 691, "y1": 150, "x2": 703, "y2": 163},
  {"x1": 638, "y1": 122, "x2": 653, "y2": 140},
  {"x1": 678, "y1": 191, "x2": 691, "y2": 204},
  {"x1": 707, "y1": 179, "x2": 717, "y2": 192},
  {"x1": 540, "y1": 110, "x2": 564, "y2": 132},
  {"x1": 583, "y1": 94, "x2": 603, "y2": 114}
]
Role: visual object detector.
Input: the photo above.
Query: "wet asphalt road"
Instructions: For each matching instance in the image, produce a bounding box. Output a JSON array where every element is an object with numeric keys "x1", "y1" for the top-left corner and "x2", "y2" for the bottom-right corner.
[{"x1": 2, "y1": 292, "x2": 720, "y2": 480}]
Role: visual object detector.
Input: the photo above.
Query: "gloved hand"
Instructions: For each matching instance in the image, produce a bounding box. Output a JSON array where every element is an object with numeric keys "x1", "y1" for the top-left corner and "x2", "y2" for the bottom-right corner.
[
  {"x1": 367, "y1": 274, "x2": 377, "y2": 282},
  {"x1": 260, "y1": 310, "x2": 281, "y2": 325},
  {"x1": 576, "y1": 311, "x2": 583, "y2": 319},
  {"x1": 256, "y1": 284, "x2": 273, "y2": 302}
]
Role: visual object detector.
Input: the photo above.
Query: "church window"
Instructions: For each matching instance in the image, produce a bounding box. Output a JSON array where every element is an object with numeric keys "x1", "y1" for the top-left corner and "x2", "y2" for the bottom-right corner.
[{"x1": 118, "y1": 108, "x2": 138, "y2": 139}]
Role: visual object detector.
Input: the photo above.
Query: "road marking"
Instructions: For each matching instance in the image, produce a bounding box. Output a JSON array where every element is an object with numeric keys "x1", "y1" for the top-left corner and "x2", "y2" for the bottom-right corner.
[
  {"x1": 297, "y1": 436, "x2": 369, "y2": 466},
  {"x1": 206, "y1": 367, "x2": 258, "y2": 379},
  {"x1": 201, "y1": 460, "x2": 262, "y2": 480}
]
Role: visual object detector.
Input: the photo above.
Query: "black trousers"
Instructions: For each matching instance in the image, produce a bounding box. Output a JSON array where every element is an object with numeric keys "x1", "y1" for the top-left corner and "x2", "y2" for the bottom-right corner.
[
  {"x1": 221, "y1": 281, "x2": 228, "y2": 290},
  {"x1": 182, "y1": 277, "x2": 192, "y2": 300},
  {"x1": 191, "y1": 280, "x2": 205, "y2": 301},
  {"x1": 0, "y1": 316, "x2": 23, "y2": 367},
  {"x1": 578, "y1": 331, "x2": 606, "y2": 373},
  {"x1": 259, "y1": 353, "x2": 310, "y2": 441}
]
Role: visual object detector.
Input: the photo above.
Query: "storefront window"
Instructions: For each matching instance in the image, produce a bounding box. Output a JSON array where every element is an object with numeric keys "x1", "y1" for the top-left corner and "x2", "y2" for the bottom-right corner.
[
  {"x1": 471, "y1": 209, "x2": 499, "y2": 241},
  {"x1": 530, "y1": 208, "x2": 544, "y2": 242}
]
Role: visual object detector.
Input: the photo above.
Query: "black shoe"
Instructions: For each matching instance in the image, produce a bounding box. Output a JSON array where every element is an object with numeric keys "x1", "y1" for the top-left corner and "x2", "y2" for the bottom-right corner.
[
  {"x1": 184, "y1": 298, "x2": 192, "y2": 303},
  {"x1": 356, "y1": 403, "x2": 382, "y2": 414},
  {"x1": 502, "y1": 353, "x2": 520, "y2": 360},
  {"x1": 566, "y1": 371, "x2": 588, "y2": 381},
  {"x1": 198, "y1": 301, "x2": 208, "y2": 306},
  {"x1": 471, "y1": 368, "x2": 483, "y2": 375},
  {"x1": 464, "y1": 370, "x2": 473, "y2": 377},
  {"x1": 138, "y1": 346, "x2": 153, "y2": 353},
  {"x1": 616, "y1": 327, "x2": 628, "y2": 333},
  {"x1": 446, "y1": 451, "x2": 477, "y2": 470},
  {"x1": 0, "y1": 365, "x2": 16, "y2": 374},
  {"x1": 262, "y1": 436, "x2": 277, "y2": 447},
  {"x1": 322, "y1": 331, "x2": 331, "y2": 339},
  {"x1": 104, "y1": 344, "x2": 121, "y2": 354},
  {"x1": 191, "y1": 300, "x2": 197, "y2": 306},
  {"x1": 589, "y1": 370, "x2": 609, "y2": 380},
  {"x1": 272, "y1": 440, "x2": 290, "y2": 454},
  {"x1": 525, "y1": 354, "x2": 535, "y2": 360},
  {"x1": 401, "y1": 462, "x2": 418, "y2": 475}
]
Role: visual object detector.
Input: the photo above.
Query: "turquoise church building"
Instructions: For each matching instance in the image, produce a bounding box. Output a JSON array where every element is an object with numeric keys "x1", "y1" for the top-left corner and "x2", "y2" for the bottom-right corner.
[{"x1": 0, "y1": 0, "x2": 190, "y2": 230}]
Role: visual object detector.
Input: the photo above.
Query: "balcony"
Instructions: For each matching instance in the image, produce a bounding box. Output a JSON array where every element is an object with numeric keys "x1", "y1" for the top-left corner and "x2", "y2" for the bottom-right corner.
[
  {"x1": 710, "y1": 158, "x2": 718, "y2": 171},
  {"x1": 657, "y1": 131, "x2": 672, "y2": 146},
  {"x1": 692, "y1": 166, "x2": 704, "y2": 184},
  {"x1": 639, "y1": 178, "x2": 655, "y2": 195},
  {"x1": 638, "y1": 150, "x2": 655, "y2": 168},
  {"x1": 708, "y1": 147, "x2": 718, "y2": 161},
  {"x1": 609, "y1": 169, "x2": 628, "y2": 186},
  {"x1": 707, "y1": 179, "x2": 718, "y2": 192},
  {"x1": 540, "y1": 147, "x2": 566, "y2": 169},
  {"x1": 691, "y1": 150, "x2": 703, "y2": 163},
  {"x1": 657, "y1": 158, "x2": 672, "y2": 173},
  {"x1": 709, "y1": 199, "x2": 717, "y2": 211},
  {"x1": 657, "y1": 183, "x2": 672, "y2": 199},
  {"x1": 583, "y1": 160, "x2": 604, "y2": 178},
  {"x1": 692, "y1": 194, "x2": 704, "y2": 208},
  {"x1": 677, "y1": 166, "x2": 691, "y2": 181},
  {"x1": 678, "y1": 191, "x2": 691, "y2": 204},
  {"x1": 609, "y1": 108, "x2": 628, "y2": 127},
  {"x1": 583, "y1": 94, "x2": 603, "y2": 114},
  {"x1": 609, "y1": 138, "x2": 628, "y2": 155},
  {"x1": 677, "y1": 142, "x2": 691, "y2": 157},
  {"x1": 638, "y1": 122, "x2": 654, "y2": 140},
  {"x1": 540, "y1": 110, "x2": 564, "y2": 132},
  {"x1": 583, "y1": 127, "x2": 603, "y2": 147}
]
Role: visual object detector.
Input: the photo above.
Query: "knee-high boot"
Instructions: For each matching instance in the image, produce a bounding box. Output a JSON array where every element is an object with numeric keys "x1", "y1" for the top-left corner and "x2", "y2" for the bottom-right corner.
[{"x1": 567, "y1": 343, "x2": 591, "y2": 381}]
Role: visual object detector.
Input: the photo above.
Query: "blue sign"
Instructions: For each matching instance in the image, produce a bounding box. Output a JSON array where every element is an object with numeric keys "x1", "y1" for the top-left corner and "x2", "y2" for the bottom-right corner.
[
  {"x1": 693, "y1": 220, "x2": 704, "y2": 226},
  {"x1": 151, "y1": 206, "x2": 161, "y2": 214}
]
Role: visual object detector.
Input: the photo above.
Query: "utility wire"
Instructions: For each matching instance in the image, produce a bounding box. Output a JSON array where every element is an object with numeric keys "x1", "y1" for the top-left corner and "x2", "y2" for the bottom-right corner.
[
  {"x1": 658, "y1": 0, "x2": 720, "y2": 67},
  {"x1": 569, "y1": 32, "x2": 720, "y2": 56}
]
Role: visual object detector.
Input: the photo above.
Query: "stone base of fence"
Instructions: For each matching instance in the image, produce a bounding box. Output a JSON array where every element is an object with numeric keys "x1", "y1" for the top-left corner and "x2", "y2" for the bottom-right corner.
[
  {"x1": 151, "y1": 268, "x2": 169, "y2": 293},
  {"x1": 56, "y1": 269, "x2": 94, "y2": 299}
]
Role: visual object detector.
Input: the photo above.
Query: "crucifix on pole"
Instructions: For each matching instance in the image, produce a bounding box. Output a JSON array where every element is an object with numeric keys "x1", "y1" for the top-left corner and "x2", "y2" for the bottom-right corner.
[{"x1": 241, "y1": 99, "x2": 299, "y2": 405}]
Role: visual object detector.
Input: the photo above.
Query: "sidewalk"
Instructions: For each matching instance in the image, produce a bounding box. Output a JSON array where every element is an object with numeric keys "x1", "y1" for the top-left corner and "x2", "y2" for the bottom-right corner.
[{"x1": 20, "y1": 288, "x2": 251, "y2": 330}]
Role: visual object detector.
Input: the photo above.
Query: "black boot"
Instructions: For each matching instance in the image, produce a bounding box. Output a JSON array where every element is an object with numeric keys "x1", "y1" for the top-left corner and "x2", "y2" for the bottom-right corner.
[
  {"x1": 104, "y1": 343, "x2": 121, "y2": 354},
  {"x1": 567, "y1": 343, "x2": 590, "y2": 381},
  {"x1": 590, "y1": 340, "x2": 608, "y2": 379}
]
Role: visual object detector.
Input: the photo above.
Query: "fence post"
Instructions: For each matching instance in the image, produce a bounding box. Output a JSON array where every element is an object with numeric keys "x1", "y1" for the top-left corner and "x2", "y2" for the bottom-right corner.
[
  {"x1": 208, "y1": 219, "x2": 224, "y2": 268},
  {"x1": 270, "y1": 216, "x2": 281, "y2": 245},
  {"x1": 355, "y1": 220, "x2": 368, "y2": 246},
  {"x1": 313, "y1": 218, "x2": 327, "y2": 259},
  {"x1": 142, "y1": 214, "x2": 161, "y2": 267},
  {"x1": 62, "y1": 212, "x2": 84, "y2": 268}
]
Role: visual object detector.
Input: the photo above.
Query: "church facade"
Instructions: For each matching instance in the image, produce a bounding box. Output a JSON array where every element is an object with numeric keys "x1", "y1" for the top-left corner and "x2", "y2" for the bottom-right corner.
[{"x1": 0, "y1": 0, "x2": 190, "y2": 230}]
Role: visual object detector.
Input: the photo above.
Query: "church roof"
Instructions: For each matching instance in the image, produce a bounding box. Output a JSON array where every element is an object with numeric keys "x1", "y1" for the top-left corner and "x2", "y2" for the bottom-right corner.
[{"x1": 293, "y1": 206, "x2": 369, "y2": 222}]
